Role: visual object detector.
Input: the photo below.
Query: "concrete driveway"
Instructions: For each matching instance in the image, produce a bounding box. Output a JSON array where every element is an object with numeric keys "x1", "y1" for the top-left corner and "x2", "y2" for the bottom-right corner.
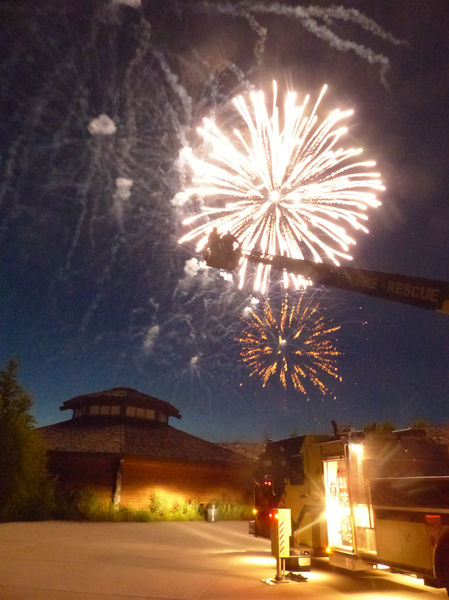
[{"x1": 0, "y1": 520, "x2": 445, "y2": 599}]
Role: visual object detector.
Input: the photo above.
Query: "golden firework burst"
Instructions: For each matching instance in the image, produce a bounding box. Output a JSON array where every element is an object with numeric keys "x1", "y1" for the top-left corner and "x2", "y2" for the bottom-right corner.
[{"x1": 237, "y1": 294, "x2": 342, "y2": 399}]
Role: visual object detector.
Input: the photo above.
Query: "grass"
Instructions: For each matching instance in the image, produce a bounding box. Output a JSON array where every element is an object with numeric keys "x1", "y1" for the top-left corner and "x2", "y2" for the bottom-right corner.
[{"x1": 62, "y1": 489, "x2": 252, "y2": 522}]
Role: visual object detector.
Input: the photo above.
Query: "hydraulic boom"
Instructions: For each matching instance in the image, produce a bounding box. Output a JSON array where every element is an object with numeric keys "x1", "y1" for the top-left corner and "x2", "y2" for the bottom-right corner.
[{"x1": 204, "y1": 246, "x2": 449, "y2": 314}]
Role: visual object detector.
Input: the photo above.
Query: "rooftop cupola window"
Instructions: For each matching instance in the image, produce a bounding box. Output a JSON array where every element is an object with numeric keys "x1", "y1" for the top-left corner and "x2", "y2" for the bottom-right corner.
[{"x1": 59, "y1": 387, "x2": 181, "y2": 424}]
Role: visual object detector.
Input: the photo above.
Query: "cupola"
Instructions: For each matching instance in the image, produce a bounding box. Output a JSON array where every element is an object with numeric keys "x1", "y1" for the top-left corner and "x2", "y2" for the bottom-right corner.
[{"x1": 59, "y1": 387, "x2": 181, "y2": 424}]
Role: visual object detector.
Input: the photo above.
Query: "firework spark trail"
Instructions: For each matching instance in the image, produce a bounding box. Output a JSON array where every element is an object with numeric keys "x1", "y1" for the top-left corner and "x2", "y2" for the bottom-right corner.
[
  {"x1": 193, "y1": 2, "x2": 403, "y2": 81},
  {"x1": 179, "y1": 82, "x2": 384, "y2": 293},
  {"x1": 237, "y1": 293, "x2": 342, "y2": 400},
  {"x1": 1, "y1": 4, "x2": 190, "y2": 331},
  {"x1": 128, "y1": 264, "x2": 256, "y2": 403},
  {"x1": 308, "y1": 5, "x2": 405, "y2": 46}
]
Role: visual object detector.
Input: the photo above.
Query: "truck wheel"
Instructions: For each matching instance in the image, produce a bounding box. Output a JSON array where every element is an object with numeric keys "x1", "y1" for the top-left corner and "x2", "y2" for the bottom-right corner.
[{"x1": 434, "y1": 535, "x2": 449, "y2": 594}]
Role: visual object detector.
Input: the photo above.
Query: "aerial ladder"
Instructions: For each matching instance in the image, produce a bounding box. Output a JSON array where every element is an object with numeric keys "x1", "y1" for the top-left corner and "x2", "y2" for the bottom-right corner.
[{"x1": 203, "y1": 243, "x2": 449, "y2": 315}]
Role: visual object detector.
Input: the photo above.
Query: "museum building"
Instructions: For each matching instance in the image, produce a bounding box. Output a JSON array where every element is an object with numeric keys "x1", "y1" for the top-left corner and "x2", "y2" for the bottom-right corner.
[{"x1": 39, "y1": 387, "x2": 253, "y2": 509}]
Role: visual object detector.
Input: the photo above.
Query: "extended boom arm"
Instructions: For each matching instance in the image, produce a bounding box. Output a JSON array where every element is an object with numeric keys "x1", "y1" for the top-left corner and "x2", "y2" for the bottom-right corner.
[
  {"x1": 244, "y1": 251, "x2": 449, "y2": 314},
  {"x1": 204, "y1": 245, "x2": 449, "y2": 314}
]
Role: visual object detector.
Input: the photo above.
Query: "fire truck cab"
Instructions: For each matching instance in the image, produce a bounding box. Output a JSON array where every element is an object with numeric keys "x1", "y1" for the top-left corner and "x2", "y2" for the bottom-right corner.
[{"x1": 251, "y1": 433, "x2": 335, "y2": 570}]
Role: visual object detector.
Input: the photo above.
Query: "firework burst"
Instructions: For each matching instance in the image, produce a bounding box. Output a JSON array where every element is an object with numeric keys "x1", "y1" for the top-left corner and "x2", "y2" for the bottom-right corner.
[
  {"x1": 179, "y1": 81, "x2": 384, "y2": 293},
  {"x1": 236, "y1": 294, "x2": 342, "y2": 400}
]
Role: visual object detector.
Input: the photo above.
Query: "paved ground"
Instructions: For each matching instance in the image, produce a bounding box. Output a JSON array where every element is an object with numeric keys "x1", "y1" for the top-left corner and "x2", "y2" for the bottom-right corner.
[{"x1": 0, "y1": 520, "x2": 446, "y2": 599}]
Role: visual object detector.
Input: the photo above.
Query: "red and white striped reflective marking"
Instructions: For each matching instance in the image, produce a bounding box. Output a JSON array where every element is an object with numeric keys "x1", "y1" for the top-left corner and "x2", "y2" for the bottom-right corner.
[{"x1": 279, "y1": 520, "x2": 286, "y2": 555}]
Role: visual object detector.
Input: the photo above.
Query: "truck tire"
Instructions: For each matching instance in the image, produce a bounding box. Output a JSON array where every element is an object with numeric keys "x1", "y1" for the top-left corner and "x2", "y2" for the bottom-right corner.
[{"x1": 434, "y1": 534, "x2": 449, "y2": 594}]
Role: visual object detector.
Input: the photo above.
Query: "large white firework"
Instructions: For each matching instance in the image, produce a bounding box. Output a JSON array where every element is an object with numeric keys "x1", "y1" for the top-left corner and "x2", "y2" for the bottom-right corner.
[{"x1": 179, "y1": 81, "x2": 385, "y2": 294}]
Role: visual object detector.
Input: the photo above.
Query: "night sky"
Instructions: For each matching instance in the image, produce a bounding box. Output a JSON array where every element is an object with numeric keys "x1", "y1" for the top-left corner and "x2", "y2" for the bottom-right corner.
[{"x1": 1, "y1": 0, "x2": 448, "y2": 443}]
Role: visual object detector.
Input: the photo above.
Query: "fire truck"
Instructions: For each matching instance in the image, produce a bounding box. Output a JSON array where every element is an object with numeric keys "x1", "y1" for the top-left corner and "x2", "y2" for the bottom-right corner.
[
  {"x1": 203, "y1": 241, "x2": 449, "y2": 589},
  {"x1": 251, "y1": 427, "x2": 449, "y2": 593}
]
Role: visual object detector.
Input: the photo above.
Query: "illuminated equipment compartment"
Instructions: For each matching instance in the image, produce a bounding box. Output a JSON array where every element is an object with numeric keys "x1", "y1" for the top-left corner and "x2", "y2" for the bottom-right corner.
[{"x1": 370, "y1": 476, "x2": 449, "y2": 574}]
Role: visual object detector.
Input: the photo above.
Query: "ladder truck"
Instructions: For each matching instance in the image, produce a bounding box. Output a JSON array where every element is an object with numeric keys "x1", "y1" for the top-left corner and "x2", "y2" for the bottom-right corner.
[{"x1": 202, "y1": 240, "x2": 449, "y2": 591}]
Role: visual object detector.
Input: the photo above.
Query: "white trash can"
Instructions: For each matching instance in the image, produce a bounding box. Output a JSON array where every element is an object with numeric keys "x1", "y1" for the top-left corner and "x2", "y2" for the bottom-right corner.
[{"x1": 207, "y1": 504, "x2": 217, "y2": 522}]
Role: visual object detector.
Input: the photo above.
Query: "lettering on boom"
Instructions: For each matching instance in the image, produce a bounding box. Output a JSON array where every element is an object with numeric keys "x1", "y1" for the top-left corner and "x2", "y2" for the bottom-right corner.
[
  {"x1": 386, "y1": 280, "x2": 440, "y2": 305},
  {"x1": 355, "y1": 272, "x2": 379, "y2": 291}
]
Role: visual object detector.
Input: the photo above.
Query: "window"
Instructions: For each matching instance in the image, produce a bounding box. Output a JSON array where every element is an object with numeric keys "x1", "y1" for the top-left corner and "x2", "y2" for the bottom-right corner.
[
  {"x1": 145, "y1": 408, "x2": 156, "y2": 420},
  {"x1": 123, "y1": 405, "x2": 160, "y2": 420},
  {"x1": 85, "y1": 403, "x2": 161, "y2": 418}
]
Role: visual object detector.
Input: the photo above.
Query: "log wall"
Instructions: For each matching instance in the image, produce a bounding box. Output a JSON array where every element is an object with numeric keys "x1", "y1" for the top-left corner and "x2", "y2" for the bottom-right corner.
[
  {"x1": 120, "y1": 456, "x2": 253, "y2": 508},
  {"x1": 48, "y1": 451, "x2": 119, "y2": 503},
  {"x1": 47, "y1": 451, "x2": 253, "y2": 509}
]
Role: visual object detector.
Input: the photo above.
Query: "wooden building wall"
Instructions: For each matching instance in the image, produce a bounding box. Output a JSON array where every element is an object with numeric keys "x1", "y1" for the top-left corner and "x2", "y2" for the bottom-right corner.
[
  {"x1": 48, "y1": 451, "x2": 253, "y2": 509},
  {"x1": 120, "y1": 456, "x2": 253, "y2": 509},
  {"x1": 48, "y1": 451, "x2": 119, "y2": 503}
]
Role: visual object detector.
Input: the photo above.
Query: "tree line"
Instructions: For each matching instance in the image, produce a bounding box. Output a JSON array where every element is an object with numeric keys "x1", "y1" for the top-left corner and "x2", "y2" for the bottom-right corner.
[{"x1": 0, "y1": 360, "x2": 55, "y2": 520}]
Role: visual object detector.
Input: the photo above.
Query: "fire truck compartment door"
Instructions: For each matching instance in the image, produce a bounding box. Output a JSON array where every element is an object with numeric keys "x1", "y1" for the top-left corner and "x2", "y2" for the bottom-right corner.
[{"x1": 374, "y1": 517, "x2": 433, "y2": 570}]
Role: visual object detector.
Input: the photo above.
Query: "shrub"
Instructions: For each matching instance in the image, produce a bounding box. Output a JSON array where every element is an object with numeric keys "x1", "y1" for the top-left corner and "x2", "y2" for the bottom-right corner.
[
  {"x1": 55, "y1": 487, "x2": 251, "y2": 522},
  {"x1": 215, "y1": 502, "x2": 252, "y2": 521},
  {"x1": 0, "y1": 360, "x2": 56, "y2": 521},
  {"x1": 148, "y1": 492, "x2": 204, "y2": 521}
]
